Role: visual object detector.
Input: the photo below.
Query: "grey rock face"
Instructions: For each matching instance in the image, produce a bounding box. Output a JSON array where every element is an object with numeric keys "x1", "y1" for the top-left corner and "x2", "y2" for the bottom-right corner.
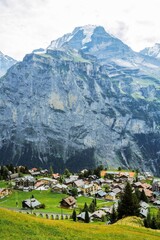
[
  {"x1": 0, "y1": 51, "x2": 17, "y2": 77},
  {"x1": 0, "y1": 26, "x2": 160, "y2": 175}
]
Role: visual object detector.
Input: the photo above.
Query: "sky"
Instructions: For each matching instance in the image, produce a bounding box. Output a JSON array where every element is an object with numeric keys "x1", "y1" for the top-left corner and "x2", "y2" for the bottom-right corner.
[{"x1": 1, "y1": 0, "x2": 160, "y2": 60}]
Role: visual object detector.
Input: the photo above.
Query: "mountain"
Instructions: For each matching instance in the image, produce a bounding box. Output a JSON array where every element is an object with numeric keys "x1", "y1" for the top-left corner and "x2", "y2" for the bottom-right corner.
[
  {"x1": 0, "y1": 51, "x2": 17, "y2": 77},
  {"x1": 48, "y1": 25, "x2": 160, "y2": 73},
  {"x1": 140, "y1": 43, "x2": 160, "y2": 59},
  {"x1": 0, "y1": 25, "x2": 160, "y2": 175},
  {"x1": 48, "y1": 25, "x2": 134, "y2": 63}
]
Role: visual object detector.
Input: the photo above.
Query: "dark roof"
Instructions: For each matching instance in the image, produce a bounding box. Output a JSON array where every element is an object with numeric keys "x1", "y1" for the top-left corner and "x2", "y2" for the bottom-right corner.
[{"x1": 60, "y1": 196, "x2": 76, "y2": 206}]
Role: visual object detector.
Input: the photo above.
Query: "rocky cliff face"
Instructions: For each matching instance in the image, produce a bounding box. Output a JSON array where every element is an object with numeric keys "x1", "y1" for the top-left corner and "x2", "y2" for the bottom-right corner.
[
  {"x1": 0, "y1": 25, "x2": 160, "y2": 175},
  {"x1": 0, "y1": 51, "x2": 17, "y2": 77}
]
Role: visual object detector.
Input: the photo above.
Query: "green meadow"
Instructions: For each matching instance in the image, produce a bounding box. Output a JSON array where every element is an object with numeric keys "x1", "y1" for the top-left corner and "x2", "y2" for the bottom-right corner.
[
  {"x1": 0, "y1": 208, "x2": 160, "y2": 240},
  {"x1": 0, "y1": 189, "x2": 108, "y2": 214}
]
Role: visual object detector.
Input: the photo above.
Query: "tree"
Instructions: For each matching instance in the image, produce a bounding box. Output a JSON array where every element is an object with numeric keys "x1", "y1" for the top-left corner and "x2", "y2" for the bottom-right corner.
[
  {"x1": 94, "y1": 165, "x2": 103, "y2": 178},
  {"x1": 72, "y1": 209, "x2": 77, "y2": 222},
  {"x1": 89, "y1": 200, "x2": 96, "y2": 213},
  {"x1": 117, "y1": 182, "x2": 140, "y2": 219},
  {"x1": 84, "y1": 210, "x2": 90, "y2": 223},
  {"x1": 140, "y1": 189, "x2": 148, "y2": 203},
  {"x1": 83, "y1": 202, "x2": 89, "y2": 212},
  {"x1": 135, "y1": 188, "x2": 141, "y2": 201},
  {"x1": 104, "y1": 184, "x2": 110, "y2": 193},
  {"x1": 70, "y1": 187, "x2": 78, "y2": 197},
  {"x1": 144, "y1": 210, "x2": 151, "y2": 228},
  {"x1": 64, "y1": 168, "x2": 71, "y2": 178},
  {"x1": 150, "y1": 216, "x2": 158, "y2": 229},
  {"x1": 50, "y1": 165, "x2": 54, "y2": 175},
  {"x1": 156, "y1": 208, "x2": 160, "y2": 229},
  {"x1": 110, "y1": 205, "x2": 117, "y2": 224}
]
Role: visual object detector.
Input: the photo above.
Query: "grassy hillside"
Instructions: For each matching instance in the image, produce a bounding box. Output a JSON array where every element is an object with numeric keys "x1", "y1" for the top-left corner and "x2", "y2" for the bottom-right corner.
[{"x1": 0, "y1": 208, "x2": 160, "y2": 240}]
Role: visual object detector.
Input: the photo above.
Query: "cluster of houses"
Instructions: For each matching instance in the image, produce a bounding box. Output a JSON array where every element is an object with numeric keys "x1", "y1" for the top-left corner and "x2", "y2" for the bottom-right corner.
[{"x1": 1, "y1": 167, "x2": 160, "y2": 221}]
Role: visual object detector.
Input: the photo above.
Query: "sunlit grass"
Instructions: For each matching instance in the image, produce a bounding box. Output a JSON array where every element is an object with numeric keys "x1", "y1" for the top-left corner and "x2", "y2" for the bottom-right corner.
[{"x1": 0, "y1": 208, "x2": 160, "y2": 240}]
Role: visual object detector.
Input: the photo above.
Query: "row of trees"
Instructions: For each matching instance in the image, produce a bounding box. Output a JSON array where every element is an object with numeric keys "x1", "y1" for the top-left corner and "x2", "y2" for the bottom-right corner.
[
  {"x1": 0, "y1": 164, "x2": 29, "y2": 180},
  {"x1": 72, "y1": 198, "x2": 97, "y2": 223}
]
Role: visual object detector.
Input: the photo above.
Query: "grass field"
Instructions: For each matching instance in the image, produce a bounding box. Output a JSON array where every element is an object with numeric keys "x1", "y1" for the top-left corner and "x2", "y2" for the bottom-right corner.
[
  {"x1": 0, "y1": 180, "x2": 9, "y2": 188},
  {"x1": 0, "y1": 208, "x2": 160, "y2": 240},
  {"x1": 0, "y1": 189, "x2": 109, "y2": 214}
]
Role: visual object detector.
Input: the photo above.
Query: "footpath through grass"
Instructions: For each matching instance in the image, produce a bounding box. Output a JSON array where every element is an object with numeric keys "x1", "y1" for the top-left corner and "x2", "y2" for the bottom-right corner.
[{"x1": 0, "y1": 208, "x2": 160, "y2": 240}]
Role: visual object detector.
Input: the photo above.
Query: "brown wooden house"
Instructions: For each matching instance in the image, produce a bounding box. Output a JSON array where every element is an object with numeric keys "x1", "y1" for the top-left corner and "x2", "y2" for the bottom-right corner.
[{"x1": 60, "y1": 196, "x2": 76, "y2": 209}]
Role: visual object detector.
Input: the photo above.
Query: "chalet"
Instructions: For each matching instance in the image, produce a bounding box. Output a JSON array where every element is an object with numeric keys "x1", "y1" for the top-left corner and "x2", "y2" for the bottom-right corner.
[
  {"x1": 30, "y1": 171, "x2": 41, "y2": 177},
  {"x1": 0, "y1": 188, "x2": 11, "y2": 199},
  {"x1": 133, "y1": 182, "x2": 143, "y2": 189},
  {"x1": 81, "y1": 183, "x2": 99, "y2": 196},
  {"x1": 141, "y1": 183, "x2": 152, "y2": 190},
  {"x1": 60, "y1": 196, "x2": 76, "y2": 209},
  {"x1": 52, "y1": 173, "x2": 60, "y2": 180},
  {"x1": 139, "y1": 201, "x2": 149, "y2": 218},
  {"x1": 77, "y1": 211, "x2": 92, "y2": 221},
  {"x1": 91, "y1": 210, "x2": 106, "y2": 221},
  {"x1": 105, "y1": 192, "x2": 116, "y2": 201},
  {"x1": 118, "y1": 174, "x2": 129, "y2": 183},
  {"x1": 73, "y1": 179, "x2": 85, "y2": 188},
  {"x1": 153, "y1": 200, "x2": 160, "y2": 206},
  {"x1": 112, "y1": 187, "x2": 121, "y2": 196},
  {"x1": 139, "y1": 188, "x2": 153, "y2": 199},
  {"x1": 144, "y1": 172, "x2": 153, "y2": 180},
  {"x1": 95, "y1": 190, "x2": 107, "y2": 198},
  {"x1": 52, "y1": 183, "x2": 68, "y2": 193},
  {"x1": 22, "y1": 198, "x2": 42, "y2": 209},
  {"x1": 37, "y1": 177, "x2": 57, "y2": 186},
  {"x1": 39, "y1": 169, "x2": 48, "y2": 176},
  {"x1": 15, "y1": 176, "x2": 36, "y2": 190},
  {"x1": 8, "y1": 173, "x2": 19, "y2": 180},
  {"x1": 100, "y1": 207, "x2": 113, "y2": 214}
]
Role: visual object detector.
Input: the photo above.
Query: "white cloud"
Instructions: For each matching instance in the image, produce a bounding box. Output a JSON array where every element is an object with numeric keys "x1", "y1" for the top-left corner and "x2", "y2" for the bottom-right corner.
[{"x1": 0, "y1": 0, "x2": 160, "y2": 60}]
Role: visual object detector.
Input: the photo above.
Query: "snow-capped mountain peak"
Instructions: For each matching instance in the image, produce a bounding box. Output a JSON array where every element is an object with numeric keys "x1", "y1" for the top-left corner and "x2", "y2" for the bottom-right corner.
[
  {"x1": 140, "y1": 43, "x2": 160, "y2": 59},
  {"x1": 48, "y1": 25, "x2": 110, "y2": 51}
]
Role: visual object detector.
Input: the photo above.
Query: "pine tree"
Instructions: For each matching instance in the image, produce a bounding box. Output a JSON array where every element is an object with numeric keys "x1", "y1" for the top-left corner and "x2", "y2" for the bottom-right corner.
[
  {"x1": 89, "y1": 200, "x2": 96, "y2": 213},
  {"x1": 140, "y1": 189, "x2": 148, "y2": 203},
  {"x1": 84, "y1": 210, "x2": 90, "y2": 223},
  {"x1": 150, "y1": 216, "x2": 158, "y2": 229},
  {"x1": 83, "y1": 202, "x2": 89, "y2": 212},
  {"x1": 110, "y1": 205, "x2": 117, "y2": 223},
  {"x1": 156, "y1": 208, "x2": 160, "y2": 229},
  {"x1": 144, "y1": 211, "x2": 151, "y2": 228},
  {"x1": 72, "y1": 209, "x2": 77, "y2": 222},
  {"x1": 117, "y1": 182, "x2": 140, "y2": 219}
]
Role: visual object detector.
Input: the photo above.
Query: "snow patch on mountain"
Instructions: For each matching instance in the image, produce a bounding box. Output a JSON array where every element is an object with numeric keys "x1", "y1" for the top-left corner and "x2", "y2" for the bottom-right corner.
[
  {"x1": 140, "y1": 43, "x2": 160, "y2": 59},
  {"x1": 81, "y1": 25, "x2": 96, "y2": 44}
]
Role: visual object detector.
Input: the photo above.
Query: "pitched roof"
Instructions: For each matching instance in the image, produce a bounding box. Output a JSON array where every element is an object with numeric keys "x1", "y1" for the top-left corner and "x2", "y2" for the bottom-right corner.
[
  {"x1": 91, "y1": 210, "x2": 106, "y2": 219},
  {"x1": 77, "y1": 212, "x2": 92, "y2": 220},
  {"x1": 74, "y1": 179, "x2": 84, "y2": 187},
  {"x1": 112, "y1": 188, "x2": 121, "y2": 194},
  {"x1": 96, "y1": 190, "x2": 107, "y2": 197},
  {"x1": 140, "y1": 201, "x2": 149, "y2": 209},
  {"x1": 61, "y1": 196, "x2": 76, "y2": 206},
  {"x1": 140, "y1": 208, "x2": 148, "y2": 218},
  {"x1": 23, "y1": 198, "x2": 41, "y2": 208}
]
